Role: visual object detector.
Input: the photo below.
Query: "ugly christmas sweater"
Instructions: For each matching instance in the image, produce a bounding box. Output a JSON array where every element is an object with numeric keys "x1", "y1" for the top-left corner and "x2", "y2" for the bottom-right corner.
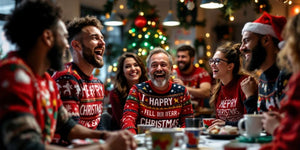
[
  {"x1": 0, "y1": 52, "x2": 76, "y2": 149},
  {"x1": 121, "y1": 80, "x2": 194, "y2": 134},
  {"x1": 52, "y1": 62, "x2": 105, "y2": 129},
  {"x1": 260, "y1": 71, "x2": 300, "y2": 150},
  {"x1": 215, "y1": 75, "x2": 252, "y2": 126},
  {"x1": 258, "y1": 64, "x2": 291, "y2": 112}
]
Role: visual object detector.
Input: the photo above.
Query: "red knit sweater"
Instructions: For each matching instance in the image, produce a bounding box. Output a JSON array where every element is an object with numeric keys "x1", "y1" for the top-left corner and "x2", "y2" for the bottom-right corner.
[
  {"x1": 121, "y1": 80, "x2": 194, "y2": 134},
  {"x1": 174, "y1": 67, "x2": 211, "y2": 107}
]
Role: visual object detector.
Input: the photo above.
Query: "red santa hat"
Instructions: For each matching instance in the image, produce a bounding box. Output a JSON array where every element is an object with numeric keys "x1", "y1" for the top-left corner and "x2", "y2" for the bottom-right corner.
[{"x1": 242, "y1": 12, "x2": 287, "y2": 41}]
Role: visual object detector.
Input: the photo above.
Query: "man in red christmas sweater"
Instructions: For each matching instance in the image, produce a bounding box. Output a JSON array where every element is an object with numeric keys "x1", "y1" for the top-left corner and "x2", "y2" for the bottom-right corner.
[
  {"x1": 121, "y1": 47, "x2": 194, "y2": 134},
  {"x1": 0, "y1": 0, "x2": 136, "y2": 149},
  {"x1": 51, "y1": 16, "x2": 108, "y2": 144},
  {"x1": 172, "y1": 45, "x2": 211, "y2": 114},
  {"x1": 52, "y1": 16, "x2": 105, "y2": 130}
]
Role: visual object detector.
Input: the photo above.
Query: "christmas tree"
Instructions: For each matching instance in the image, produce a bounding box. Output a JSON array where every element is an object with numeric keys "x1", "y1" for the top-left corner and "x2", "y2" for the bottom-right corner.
[{"x1": 125, "y1": 0, "x2": 169, "y2": 62}]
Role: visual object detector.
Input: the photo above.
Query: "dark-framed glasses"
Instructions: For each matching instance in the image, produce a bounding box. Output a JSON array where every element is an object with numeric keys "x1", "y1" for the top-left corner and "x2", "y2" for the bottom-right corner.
[{"x1": 209, "y1": 58, "x2": 229, "y2": 65}]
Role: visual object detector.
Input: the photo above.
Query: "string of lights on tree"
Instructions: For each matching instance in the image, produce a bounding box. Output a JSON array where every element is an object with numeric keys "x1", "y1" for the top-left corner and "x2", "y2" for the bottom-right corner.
[
  {"x1": 124, "y1": 0, "x2": 169, "y2": 63},
  {"x1": 100, "y1": 0, "x2": 296, "y2": 90}
]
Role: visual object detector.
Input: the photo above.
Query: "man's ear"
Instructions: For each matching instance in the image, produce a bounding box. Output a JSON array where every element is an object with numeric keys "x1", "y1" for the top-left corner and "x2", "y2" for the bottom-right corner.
[
  {"x1": 42, "y1": 29, "x2": 54, "y2": 47},
  {"x1": 261, "y1": 35, "x2": 272, "y2": 46},
  {"x1": 71, "y1": 40, "x2": 82, "y2": 51}
]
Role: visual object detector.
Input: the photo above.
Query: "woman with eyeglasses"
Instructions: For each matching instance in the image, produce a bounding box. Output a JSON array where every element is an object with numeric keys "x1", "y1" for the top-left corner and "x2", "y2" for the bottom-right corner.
[{"x1": 208, "y1": 42, "x2": 257, "y2": 129}]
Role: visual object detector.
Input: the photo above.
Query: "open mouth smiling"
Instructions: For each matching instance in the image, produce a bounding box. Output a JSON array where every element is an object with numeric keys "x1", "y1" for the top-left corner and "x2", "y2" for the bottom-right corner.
[
  {"x1": 154, "y1": 74, "x2": 166, "y2": 79},
  {"x1": 95, "y1": 49, "x2": 103, "y2": 56}
]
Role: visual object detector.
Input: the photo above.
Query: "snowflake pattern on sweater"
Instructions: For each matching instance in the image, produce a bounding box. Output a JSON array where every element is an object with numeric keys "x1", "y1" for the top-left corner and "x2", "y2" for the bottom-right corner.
[
  {"x1": 52, "y1": 63, "x2": 104, "y2": 129},
  {"x1": 121, "y1": 80, "x2": 194, "y2": 134},
  {"x1": 260, "y1": 72, "x2": 300, "y2": 150},
  {"x1": 258, "y1": 64, "x2": 291, "y2": 112}
]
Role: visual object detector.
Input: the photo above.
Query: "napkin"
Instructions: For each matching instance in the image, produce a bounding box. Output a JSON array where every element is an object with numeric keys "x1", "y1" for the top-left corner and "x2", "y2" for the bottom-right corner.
[{"x1": 236, "y1": 135, "x2": 272, "y2": 143}]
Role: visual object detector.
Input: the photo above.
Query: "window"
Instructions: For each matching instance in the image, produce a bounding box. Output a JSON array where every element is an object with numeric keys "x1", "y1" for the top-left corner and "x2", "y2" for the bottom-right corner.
[{"x1": 0, "y1": 0, "x2": 16, "y2": 58}]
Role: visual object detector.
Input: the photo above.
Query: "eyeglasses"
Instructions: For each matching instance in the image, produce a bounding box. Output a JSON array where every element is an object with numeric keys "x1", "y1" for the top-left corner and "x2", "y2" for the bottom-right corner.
[{"x1": 209, "y1": 58, "x2": 229, "y2": 65}]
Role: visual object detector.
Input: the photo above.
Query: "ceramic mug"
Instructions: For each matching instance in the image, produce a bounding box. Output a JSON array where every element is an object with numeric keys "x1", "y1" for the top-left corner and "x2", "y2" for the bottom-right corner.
[
  {"x1": 144, "y1": 128, "x2": 186, "y2": 150},
  {"x1": 202, "y1": 118, "x2": 216, "y2": 128},
  {"x1": 238, "y1": 114, "x2": 263, "y2": 137},
  {"x1": 137, "y1": 124, "x2": 155, "y2": 134}
]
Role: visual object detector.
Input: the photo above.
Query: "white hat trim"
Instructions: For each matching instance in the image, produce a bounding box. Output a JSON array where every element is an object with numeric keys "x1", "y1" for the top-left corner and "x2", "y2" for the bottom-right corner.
[{"x1": 242, "y1": 22, "x2": 277, "y2": 39}]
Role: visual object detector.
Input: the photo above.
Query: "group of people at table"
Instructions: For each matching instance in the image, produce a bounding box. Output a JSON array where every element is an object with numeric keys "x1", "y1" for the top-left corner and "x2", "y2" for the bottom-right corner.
[{"x1": 0, "y1": 0, "x2": 299, "y2": 150}]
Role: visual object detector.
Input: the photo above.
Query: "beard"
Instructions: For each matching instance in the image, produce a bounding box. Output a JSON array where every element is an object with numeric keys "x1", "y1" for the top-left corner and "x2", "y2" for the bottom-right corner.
[
  {"x1": 149, "y1": 70, "x2": 170, "y2": 88},
  {"x1": 47, "y1": 40, "x2": 64, "y2": 71},
  {"x1": 245, "y1": 41, "x2": 267, "y2": 71},
  {"x1": 82, "y1": 43, "x2": 104, "y2": 68},
  {"x1": 177, "y1": 60, "x2": 191, "y2": 72}
]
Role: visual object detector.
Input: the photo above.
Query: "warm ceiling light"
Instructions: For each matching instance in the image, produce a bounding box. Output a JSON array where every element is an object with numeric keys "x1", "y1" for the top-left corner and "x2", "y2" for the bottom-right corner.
[
  {"x1": 163, "y1": 0, "x2": 180, "y2": 26},
  {"x1": 104, "y1": 10, "x2": 123, "y2": 26},
  {"x1": 163, "y1": 10, "x2": 180, "y2": 26},
  {"x1": 200, "y1": 0, "x2": 224, "y2": 9}
]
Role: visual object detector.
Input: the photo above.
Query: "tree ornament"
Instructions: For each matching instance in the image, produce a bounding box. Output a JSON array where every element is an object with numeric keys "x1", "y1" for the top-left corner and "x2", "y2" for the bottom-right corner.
[
  {"x1": 187, "y1": 1, "x2": 195, "y2": 10},
  {"x1": 134, "y1": 15, "x2": 147, "y2": 28}
]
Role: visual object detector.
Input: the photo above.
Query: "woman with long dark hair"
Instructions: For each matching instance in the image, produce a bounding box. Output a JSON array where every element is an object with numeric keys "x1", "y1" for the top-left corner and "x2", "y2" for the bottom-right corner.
[{"x1": 109, "y1": 52, "x2": 148, "y2": 130}]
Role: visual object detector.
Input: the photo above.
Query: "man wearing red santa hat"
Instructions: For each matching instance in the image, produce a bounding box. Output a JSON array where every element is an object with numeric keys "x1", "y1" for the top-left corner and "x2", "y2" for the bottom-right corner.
[{"x1": 239, "y1": 12, "x2": 292, "y2": 115}]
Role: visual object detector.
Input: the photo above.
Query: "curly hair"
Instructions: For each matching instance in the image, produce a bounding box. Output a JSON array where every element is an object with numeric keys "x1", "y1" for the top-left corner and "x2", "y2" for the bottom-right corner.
[
  {"x1": 113, "y1": 52, "x2": 148, "y2": 99},
  {"x1": 4, "y1": 0, "x2": 62, "y2": 53},
  {"x1": 278, "y1": 14, "x2": 300, "y2": 73}
]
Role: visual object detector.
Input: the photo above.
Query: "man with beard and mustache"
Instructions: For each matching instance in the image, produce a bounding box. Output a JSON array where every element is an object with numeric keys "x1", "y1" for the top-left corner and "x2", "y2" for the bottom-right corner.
[
  {"x1": 173, "y1": 45, "x2": 212, "y2": 116},
  {"x1": 0, "y1": 0, "x2": 136, "y2": 150},
  {"x1": 51, "y1": 16, "x2": 109, "y2": 144},
  {"x1": 121, "y1": 47, "x2": 194, "y2": 134},
  {"x1": 240, "y1": 12, "x2": 291, "y2": 113}
]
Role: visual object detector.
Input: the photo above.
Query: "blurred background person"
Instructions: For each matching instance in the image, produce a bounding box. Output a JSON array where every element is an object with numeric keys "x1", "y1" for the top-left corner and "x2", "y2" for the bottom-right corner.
[
  {"x1": 109, "y1": 52, "x2": 148, "y2": 130},
  {"x1": 173, "y1": 45, "x2": 212, "y2": 117},
  {"x1": 0, "y1": 0, "x2": 136, "y2": 149},
  {"x1": 121, "y1": 47, "x2": 194, "y2": 134},
  {"x1": 209, "y1": 42, "x2": 257, "y2": 128},
  {"x1": 260, "y1": 13, "x2": 300, "y2": 150}
]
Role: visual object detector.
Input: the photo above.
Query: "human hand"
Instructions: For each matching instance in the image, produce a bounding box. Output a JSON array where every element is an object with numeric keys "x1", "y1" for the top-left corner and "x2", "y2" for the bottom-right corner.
[
  {"x1": 172, "y1": 78, "x2": 184, "y2": 85},
  {"x1": 103, "y1": 130, "x2": 137, "y2": 150},
  {"x1": 262, "y1": 111, "x2": 281, "y2": 135},
  {"x1": 208, "y1": 119, "x2": 225, "y2": 130},
  {"x1": 241, "y1": 76, "x2": 258, "y2": 99}
]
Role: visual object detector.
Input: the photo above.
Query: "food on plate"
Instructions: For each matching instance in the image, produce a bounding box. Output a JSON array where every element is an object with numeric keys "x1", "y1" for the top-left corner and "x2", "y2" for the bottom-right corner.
[
  {"x1": 208, "y1": 125, "x2": 238, "y2": 135},
  {"x1": 208, "y1": 125, "x2": 220, "y2": 134}
]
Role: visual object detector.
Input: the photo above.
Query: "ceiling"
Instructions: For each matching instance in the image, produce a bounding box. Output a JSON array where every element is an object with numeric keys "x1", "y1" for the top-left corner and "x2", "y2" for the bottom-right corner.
[{"x1": 79, "y1": 0, "x2": 176, "y2": 20}]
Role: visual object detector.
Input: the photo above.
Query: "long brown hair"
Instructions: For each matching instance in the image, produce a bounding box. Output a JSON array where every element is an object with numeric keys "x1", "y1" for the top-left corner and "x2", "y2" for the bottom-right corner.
[
  {"x1": 209, "y1": 42, "x2": 244, "y2": 108},
  {"x1": 113, "y1": 52, "x2": 148, "y2": 99},
  {"x1": 278, "y1": 14, "x2": 300, "y2": 73}
]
